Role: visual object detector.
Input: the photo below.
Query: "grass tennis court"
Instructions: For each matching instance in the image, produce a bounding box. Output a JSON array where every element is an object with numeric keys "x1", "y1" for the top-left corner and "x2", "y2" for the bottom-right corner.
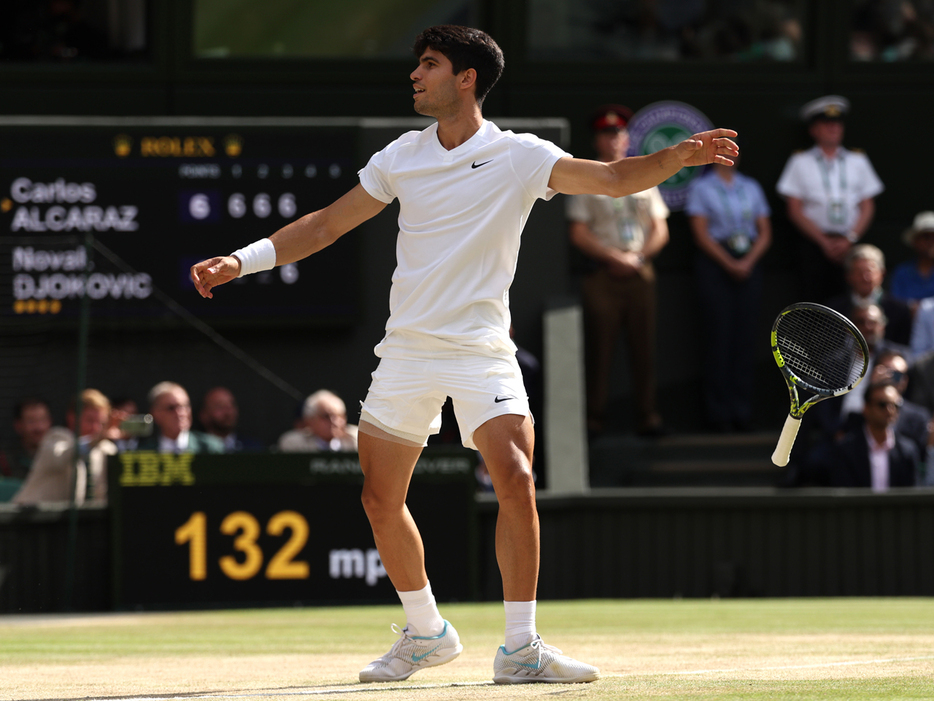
[{"x1": 3, "y1": 598, "x2": 933, "y2": 700}]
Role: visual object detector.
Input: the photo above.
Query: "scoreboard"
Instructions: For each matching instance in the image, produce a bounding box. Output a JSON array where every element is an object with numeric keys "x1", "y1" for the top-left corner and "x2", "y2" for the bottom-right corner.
[
  {"x1": 108, "y1": 450, "x2": 478, "y2": 609},
  {"x1": 0, "y1": 117, "x2": 364, "y2": 327}
]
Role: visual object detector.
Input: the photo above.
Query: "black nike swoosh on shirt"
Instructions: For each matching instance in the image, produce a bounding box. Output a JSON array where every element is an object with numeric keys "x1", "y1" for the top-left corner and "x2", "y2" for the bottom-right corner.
[
  {"x1": 494, "y1": 395, "x2": 515, "y2": 403},
  {"x1": 471, "y1": 159, "x2": 493, "y2": 169}
]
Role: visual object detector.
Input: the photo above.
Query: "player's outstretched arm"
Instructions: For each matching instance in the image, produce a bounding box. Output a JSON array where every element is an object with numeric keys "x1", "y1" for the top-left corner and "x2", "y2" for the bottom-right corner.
[
  {"x1": 191, "y1": 184, "x2": 387, "y2": 299},
  {"x1": 549, "y1": 128, "x2": 738, "y2": 197}
]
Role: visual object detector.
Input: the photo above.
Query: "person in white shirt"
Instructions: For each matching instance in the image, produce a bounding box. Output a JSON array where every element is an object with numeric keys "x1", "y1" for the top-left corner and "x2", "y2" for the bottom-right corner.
[
  {"x1": 776, "y1": 95, "x2": 884, "y2": 302},
  {"x1": 190, "y1": 24, "x2": 737, "y2": 686}
]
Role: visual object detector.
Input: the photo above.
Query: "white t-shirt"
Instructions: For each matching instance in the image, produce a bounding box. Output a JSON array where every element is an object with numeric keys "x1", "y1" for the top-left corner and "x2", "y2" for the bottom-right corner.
[
  {"x1": 776, "y1": 146, "x2": 884, "y2": 234},
  {"x1": 359, "y1": 120, "x2": 569, "y2": 358}
]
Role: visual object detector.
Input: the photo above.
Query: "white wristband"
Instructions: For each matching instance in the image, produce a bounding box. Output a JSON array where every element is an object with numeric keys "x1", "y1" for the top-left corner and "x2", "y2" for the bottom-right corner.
[{"x1": 230, "y1": 238, "x2": 276, "y2": 278}]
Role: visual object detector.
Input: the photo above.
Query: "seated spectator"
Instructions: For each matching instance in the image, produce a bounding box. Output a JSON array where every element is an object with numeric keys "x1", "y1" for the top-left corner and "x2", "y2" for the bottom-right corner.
[
  {"x1": 136, "y1": 381, "x2": 224, "y2": 454},
  {"x1": 278, "y1": 389, "x2": 358, "y2": 452},
  {"x1": 12, "y1": 389, "x2": 116, "y2": 505},
  {"x1": 891, "y1": 211, "x2": 934, "y2": 309},
  {"x1": 810, "y1": 302, "x2": 912, "y2": 440},
  {"x1": 829, "y1": 380, "x2": 919, "y2": 490},
  {"x1": 839, "y1": 350, "x2": 931, "y2": 458},
  {"x1": 102, "y1": 396, "x2": 144, "y2": 452},
  {"x1": 198, "y1": 386, "x2": 265, "y2": 452},
  {"x1": 1, "y1": 398, "x2": 52, "y2": 480},
  {"x1": 907, "y1": 349, "x2": 934, "y2": 415},
  {"x1": 824, "y1": 244, "x2": 912, "y2": 346},
  {"x1": 910, "y1": 296, "x2": 934, "y2": 357}
]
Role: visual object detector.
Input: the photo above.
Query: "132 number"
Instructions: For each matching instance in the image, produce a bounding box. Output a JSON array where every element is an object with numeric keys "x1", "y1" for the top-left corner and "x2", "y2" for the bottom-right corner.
[{"x1": 174, "y1": 510, "x2": 310, "y2": 581}]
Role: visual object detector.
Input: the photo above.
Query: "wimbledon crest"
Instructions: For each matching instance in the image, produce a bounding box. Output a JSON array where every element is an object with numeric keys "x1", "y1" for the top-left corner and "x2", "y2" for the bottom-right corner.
[{"x1": 626, "y1": 101, "x2": 713, "y2": 211}]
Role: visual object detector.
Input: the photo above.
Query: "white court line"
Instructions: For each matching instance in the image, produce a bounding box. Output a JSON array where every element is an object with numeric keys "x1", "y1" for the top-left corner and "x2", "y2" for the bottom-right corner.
[
  {"x1": 85, "y1": 656, "x2": 934, "y2": 701},
  {"x1": 613, "y1": 654, "x2": 934, "y2": 677},
  {"x1": 86, "y1": 681, "x2": 494, "y2": 701}
]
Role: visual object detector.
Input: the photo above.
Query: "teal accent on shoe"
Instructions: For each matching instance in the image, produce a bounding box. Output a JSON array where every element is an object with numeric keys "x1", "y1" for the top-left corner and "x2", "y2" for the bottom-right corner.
[
  {"x1": 500, "y1": 642, "x2": 536, "y2": 656},
  {"x1": 412, "y1": 644, "x2": 441, "y2": 662},
  {"x1": 410, "y1": 620, "x2": 450, "y2": 640}
]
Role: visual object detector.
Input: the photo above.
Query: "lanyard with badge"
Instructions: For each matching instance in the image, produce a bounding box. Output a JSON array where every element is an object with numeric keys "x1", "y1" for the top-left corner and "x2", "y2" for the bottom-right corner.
[
  {"x1": 816, "y1": 152, "x2": 847, "y2": 228},
  {"x1": 715, "y1": 179, "x2": 753, "y2": 256},
  {"x1": 612, "y1": 196, "x2": 640, "y2": 248}
]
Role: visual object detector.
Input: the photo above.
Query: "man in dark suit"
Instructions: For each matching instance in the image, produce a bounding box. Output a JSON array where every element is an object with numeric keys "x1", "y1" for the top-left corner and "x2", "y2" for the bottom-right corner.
[
  {"x1": 824, "y1": 244, "x2": 912, "y2": 346},
  {"x1": 829, "y1": 380, "x2": 919, "y2": 489},
  {"x1": 837, "y1": 350, "x2": 931, "y2": 456},
  {"x1": 198, "y1": 386, "x2": 265, "y2": 452},
  {"x1": 137, "y1": 381, "x2": 224, "y2": 454}
]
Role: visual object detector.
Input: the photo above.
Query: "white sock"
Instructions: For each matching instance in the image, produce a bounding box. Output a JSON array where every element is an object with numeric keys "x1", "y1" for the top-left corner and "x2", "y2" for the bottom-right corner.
[
  {"x1": 504, "y1": 600, "x2": 537, "y2": 651},
  {"x1": 397, "y1": 582, "x2": 445, "y2": 637}
]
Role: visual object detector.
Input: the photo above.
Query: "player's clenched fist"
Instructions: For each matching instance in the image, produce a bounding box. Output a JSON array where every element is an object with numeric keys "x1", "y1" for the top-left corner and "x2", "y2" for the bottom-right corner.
[{"x1": 190, "y1": 255, "x2": 241, "y2": 299}]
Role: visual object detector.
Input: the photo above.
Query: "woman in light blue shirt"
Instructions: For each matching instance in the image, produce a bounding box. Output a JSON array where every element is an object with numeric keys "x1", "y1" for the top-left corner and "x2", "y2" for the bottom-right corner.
[{"x1": 686, "y1": 158, "x2": 771, "y2": 433}]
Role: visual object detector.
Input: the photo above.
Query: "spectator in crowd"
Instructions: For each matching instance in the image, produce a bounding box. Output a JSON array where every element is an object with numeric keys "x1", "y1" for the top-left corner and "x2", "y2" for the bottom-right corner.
[
  {"x1": 102, "y1": 396, "x2": 144, "y2": 452},
  {"x1": 198, "y1": 386, "x2": 265, "y2": 452},
  {"x1": 566, "y1": 104, "x2": 670, "y2": 437},
  {"x1": 841, "y1": 350, "x2": 931, "y2": 458},
  {"x1": 12, "y1": 389, "x2": 116, "y2": 504},
  {"x1": 799, "y1": 350, "x2": 927, "y2": 487},
  {"x1": 909, "y1": 294, "x2": 934, "y2": 357},
  {"x1": 810, "y1": 303, "x2": 911, "y2": 444},
  {"x1": 2, "y1": 398, "x2": 53, "y2": 480},
  {"x1": 908, "y1": 348, "x2": 934, "y2": 415},
  {"x1": 278, "y1": 389, "x2": 358, "y2": 452},
  {"x1": 829, "y1": 380, "x2": 919, "y2": 490},
  {"x1": 776, "y1": 95, "x2": 884, "y2": 302},
  {"x1": 824, "y1": 244, "x2": 912, "y2": 346},
  {"x1": 891, "y1": 211, "x2": 934, "y2": 308},
  {"x1": 137, "y1": 381, "x2": 224, "y2": 454},
  {"x1": 686, "y1": 147, "x2": 771, "y2": 432}
]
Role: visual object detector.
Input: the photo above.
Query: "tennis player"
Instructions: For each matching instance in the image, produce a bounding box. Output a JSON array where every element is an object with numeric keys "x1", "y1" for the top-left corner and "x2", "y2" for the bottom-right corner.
[{"x1": 191, "y1": 25, "x2": 737, "y2": 685}]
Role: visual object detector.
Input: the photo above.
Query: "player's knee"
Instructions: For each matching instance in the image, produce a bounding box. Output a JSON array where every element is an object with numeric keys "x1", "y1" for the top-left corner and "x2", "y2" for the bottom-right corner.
[
  {"x1": 360, "y1": 483, "x2": 387, "y2": 519},
  {"x1": 491, "y1": 459, "x2": 536, "y2": 500}
]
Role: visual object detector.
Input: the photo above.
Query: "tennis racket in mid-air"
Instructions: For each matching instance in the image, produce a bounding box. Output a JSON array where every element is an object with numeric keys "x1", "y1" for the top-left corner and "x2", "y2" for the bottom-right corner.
[{"x1": 771, "y1": 302, "x2": 869, "y2": 467}]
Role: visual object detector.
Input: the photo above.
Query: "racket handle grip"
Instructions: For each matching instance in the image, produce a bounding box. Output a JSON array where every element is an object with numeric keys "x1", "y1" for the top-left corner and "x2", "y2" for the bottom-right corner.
[{"x1": 772, "y1": 414, "x2": 801, "y2": 467}]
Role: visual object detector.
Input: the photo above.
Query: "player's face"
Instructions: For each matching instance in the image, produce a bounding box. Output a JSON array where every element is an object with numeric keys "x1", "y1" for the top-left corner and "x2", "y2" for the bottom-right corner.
[{"x1": 411, "y1": 49, "x2": 461, "y2": 119}]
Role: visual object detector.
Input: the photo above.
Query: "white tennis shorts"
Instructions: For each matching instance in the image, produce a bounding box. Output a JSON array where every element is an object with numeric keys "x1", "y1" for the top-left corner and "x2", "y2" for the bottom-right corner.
[{"x1": 360, "y1": 353, "x2": 531, "y2": 450}]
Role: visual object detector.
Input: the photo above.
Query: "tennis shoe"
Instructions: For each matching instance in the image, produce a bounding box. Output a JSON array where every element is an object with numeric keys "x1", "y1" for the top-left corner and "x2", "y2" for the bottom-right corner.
[
  {"x1": 359, "y1": 620, "x2": 462, "y2": 682},
  {"x1": 493, "y1": 635, "x2": 600, "y2": 684}
]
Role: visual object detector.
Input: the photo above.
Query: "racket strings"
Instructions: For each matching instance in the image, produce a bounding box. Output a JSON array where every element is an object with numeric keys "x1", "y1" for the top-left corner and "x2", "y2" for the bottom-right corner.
[{"x1": 776, "y1": 308, "x2": 866, "y2": 391}]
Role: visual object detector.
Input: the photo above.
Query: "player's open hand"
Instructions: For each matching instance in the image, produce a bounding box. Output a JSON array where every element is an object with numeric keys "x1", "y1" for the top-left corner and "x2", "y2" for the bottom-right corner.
[
  {"x1": 674, "y1": 129, "x2": 739, "y2": 168},
  {"x1": 190, "y1": 255, "x2": 241, "y2": 299}
]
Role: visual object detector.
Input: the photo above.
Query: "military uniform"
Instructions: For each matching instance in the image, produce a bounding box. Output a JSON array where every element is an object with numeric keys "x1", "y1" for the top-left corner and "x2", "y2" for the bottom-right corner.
[{"x1": 776, "y1": 95, "x2": 884, "y2": 302}]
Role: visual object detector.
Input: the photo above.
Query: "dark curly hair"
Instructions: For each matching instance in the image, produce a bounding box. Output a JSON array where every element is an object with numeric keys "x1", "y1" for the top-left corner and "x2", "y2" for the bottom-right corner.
[{"x1": 413, "y1": 25, "x2": 505, "y2": 105}]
